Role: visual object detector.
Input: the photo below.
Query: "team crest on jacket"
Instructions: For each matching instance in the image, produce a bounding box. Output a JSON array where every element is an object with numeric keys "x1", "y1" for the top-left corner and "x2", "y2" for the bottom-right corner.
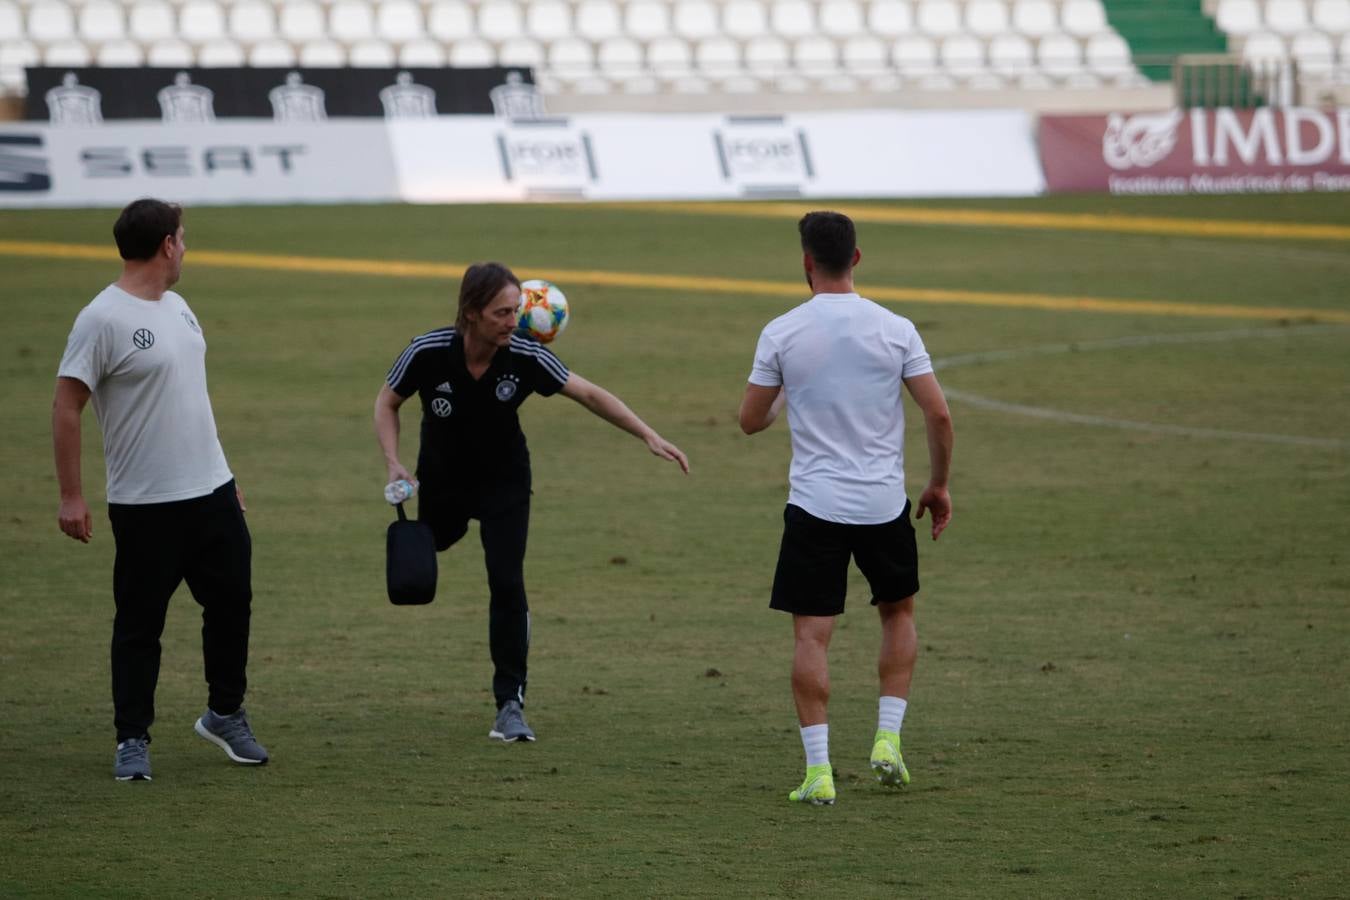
[
  {"x1": 181, "y1": 311, "x2": 201, "y2": 334},
  {"x1": 495, "y1": 375, "x2": 519, "y2": 401},
  {"x1": 431, "y1": 397, "x2": 452, "y2": 417}
]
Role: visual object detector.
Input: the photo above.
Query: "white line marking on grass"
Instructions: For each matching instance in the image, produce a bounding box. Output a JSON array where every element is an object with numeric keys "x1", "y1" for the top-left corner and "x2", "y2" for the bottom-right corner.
[{"x1": 934, "y1": 325, "x2": 1350, "y2": 450}]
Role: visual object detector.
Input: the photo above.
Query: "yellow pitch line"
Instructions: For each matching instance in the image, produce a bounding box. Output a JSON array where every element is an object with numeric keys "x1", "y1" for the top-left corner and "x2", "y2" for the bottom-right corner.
[
  {"x1": 622, "y1": 201, "x2": 1350, "y2": 242},
  {"x1": 4, "y1": 239, "x2": 1349, "y2": 324}
]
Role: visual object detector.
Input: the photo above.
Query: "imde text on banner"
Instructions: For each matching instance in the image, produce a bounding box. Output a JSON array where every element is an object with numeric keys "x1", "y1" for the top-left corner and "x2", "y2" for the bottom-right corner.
[{"x1": 1040, "y1": 108, "x2": 1350, "y2": 194}]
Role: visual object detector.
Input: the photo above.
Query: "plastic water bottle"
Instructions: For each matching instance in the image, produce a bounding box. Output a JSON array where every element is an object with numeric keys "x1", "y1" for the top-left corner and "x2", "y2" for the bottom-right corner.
[{"x1": 384, "y1": 479, "x2": 417, "y2": 505}]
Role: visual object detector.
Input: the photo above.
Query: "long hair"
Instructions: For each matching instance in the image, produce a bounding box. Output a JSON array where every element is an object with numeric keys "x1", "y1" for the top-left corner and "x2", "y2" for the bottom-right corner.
[{"x1": 456, "y1": 262, "x2": 521, "y2": 331}]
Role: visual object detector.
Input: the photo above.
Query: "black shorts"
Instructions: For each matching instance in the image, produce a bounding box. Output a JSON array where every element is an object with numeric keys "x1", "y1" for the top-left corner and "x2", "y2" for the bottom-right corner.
[{"x1": 770, "y1": 502, "x2": 919, "y2": 616}]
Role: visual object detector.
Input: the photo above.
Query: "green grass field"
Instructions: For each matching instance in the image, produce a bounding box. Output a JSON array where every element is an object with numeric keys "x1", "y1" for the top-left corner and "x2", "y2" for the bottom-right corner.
[{"x1": 2, "y1": 196, "x2": 1348, "y2": 898}]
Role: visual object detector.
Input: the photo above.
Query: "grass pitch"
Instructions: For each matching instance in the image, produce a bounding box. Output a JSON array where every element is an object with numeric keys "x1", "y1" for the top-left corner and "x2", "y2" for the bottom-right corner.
[{"x1": 1, "y1": 196, "x2": 1348, "y2": 898}]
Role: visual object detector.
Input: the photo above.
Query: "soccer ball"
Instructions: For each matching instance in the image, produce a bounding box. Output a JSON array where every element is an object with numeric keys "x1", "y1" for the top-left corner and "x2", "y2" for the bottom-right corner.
[{"x1": 515, "y1": 279, "x2": 569, "y2": 344}]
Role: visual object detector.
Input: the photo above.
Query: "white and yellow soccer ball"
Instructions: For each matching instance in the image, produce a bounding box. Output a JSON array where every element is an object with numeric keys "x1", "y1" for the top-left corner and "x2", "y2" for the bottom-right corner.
[{"x1": 515, "y1": 279, "x2": 569, "y2": 344}]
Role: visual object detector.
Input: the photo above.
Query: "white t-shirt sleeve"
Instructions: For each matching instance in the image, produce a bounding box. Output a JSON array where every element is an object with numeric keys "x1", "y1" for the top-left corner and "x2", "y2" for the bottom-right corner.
[
  {"x1": 748, "y1": 328, "x2": 783, "y2": 387},
  {"x1": 57, "y1": 306, "x2": 109, "y2": 389},
  {"x1": 896, "y1": 319, "x2": 933, "y2": 379}
]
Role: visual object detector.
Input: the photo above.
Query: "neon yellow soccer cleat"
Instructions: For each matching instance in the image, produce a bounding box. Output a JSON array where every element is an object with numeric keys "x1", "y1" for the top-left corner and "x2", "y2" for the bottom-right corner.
[
  {"x1": 870, "y1": 730, "x2": 910, "y2": 787},
  {"x1": 788, "y1": 763, "x2": 837, "y2": 805}
]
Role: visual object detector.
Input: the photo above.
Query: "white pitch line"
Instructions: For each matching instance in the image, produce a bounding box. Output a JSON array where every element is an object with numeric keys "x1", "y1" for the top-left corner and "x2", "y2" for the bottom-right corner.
[{"x1": 933, "y1": 324, "x2": 1350, "y2": 450}]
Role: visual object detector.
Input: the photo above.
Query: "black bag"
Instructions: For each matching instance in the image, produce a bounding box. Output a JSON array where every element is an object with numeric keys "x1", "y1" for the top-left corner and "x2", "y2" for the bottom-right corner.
[{"x1": 386, "y1": 503, "x2": 437, "y2": 605}]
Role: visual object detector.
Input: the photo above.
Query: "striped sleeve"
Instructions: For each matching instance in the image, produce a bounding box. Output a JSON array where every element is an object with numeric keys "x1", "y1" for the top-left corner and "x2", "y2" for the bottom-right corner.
[
  {"x1": 509, "y1": 335, "x2": 570, "y2": 396},
  {"x1": 387, "y1": 327, "x2": 455, "y2": 396}
]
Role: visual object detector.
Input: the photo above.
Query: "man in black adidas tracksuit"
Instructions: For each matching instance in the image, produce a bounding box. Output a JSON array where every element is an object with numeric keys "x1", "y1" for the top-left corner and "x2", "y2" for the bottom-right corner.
[{"x1": 374, "y1": 262, "x2": 688, "y2": 742}]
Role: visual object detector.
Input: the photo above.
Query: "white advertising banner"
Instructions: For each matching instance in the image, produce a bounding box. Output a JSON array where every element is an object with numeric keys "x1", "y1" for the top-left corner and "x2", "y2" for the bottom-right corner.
[
  {"x1": 389, "y1": 110, "x2": 1045, "y2": 201},
  {"x1": 0, "y1": 119, "x2": 400, "y2": 207},
  {"x1": 1, "y1": 109, "x2": 1043, "y2": 207}
]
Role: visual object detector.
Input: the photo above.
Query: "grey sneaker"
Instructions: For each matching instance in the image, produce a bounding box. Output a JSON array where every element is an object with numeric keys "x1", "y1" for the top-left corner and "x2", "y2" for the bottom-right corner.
[
  {"x1": 114, "y1": 738, "x2": 152, "y2": 781},
  {"x1": 194, "y1": 708, "x2": 269, "y2": 765},
  {"x1": 489, "y1": 700, "x2": 536, "y2": 742}
]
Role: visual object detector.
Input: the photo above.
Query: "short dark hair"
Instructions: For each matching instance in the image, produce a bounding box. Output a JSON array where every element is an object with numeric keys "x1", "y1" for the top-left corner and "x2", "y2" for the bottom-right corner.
[
  {"x1": 113, "y1": 198, "x2": 182, "y2": 261},
  {"x1": 456, "y1": 262, "x2": 521, "y2": 331},
  {"x1": 798, "y1": 211, "x2": 856, "y2": 275}
]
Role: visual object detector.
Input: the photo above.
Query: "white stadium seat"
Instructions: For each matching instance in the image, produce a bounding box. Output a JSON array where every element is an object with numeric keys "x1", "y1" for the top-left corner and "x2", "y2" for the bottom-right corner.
[
  {"x1": 198, "y1": 37, "x2": 244, "y2": 65},
  {"x1": 376, "y1": 0, "x2": 423, "y2": 42},
  {"x1": 228, "y1": 0, "x2": 276, "y2": 42},
  {"x1": 299, "y1": 38, "x2": 346, "y2": 65},
  {"x1": 1085, "y1": 31, "x2": 1132, "y2": 74},
  {"x1": 1263, "y1": 0, "x2": 1309, "y2": 34},
  {"x1": 744, "y1": 33, "x2": 789, "y2": 73},
  {"x1": 575, "y1": 0, "x2": 622, "y2": 39},
  {"x1": 0, "y1": 2, "x2": 20, "y2": 42},
  {"x1": 723, "y1": 0, "x2": 768, "y2": 38},
  {"x1": 1012, "y1": 0, "x2": 1058, "y2": 36},
  {"x1": 97, "y1": 38, "x2": 144, "y2": 64},
  {"x1": 697, "y1": 35, "x2": 741, "y2": 74},
  {"x1": 624, "y1": 1, "x2": 668, "y2": 40},
  {"x1": 793, "y1": 34, "x2": 837, "y2": 71},
  {"x1": 146, "y1": 37, "x2": 193, "y2": 65},
  {"x1": 941, "y1": 33, "x2": 985, "y2": 74},
  {"x1": 329, "y1": 0, "x2": 374, "y2": 43},
  {"x1": 892, "y1": 33, "x2": 937, "y2": 73},
  {"x1": 427, "y1": 0, "x2": 473, "y2": 40},
  {"x1": 249, "y1": 38, "x2": 296, "y2": 65},
  {"x1": 78, "y1": 1, "x2": 125, "y2": 41},
  {"x1": 44, "y1": 38, "x2": 91, "y2": 65},
  {"x1": 1312, "y1": 0, "x2": 1350, "y2": 31},
  {"x1": 842, "y1": 33, "x2": 887, "y2": 71},
  {"x1": 647, "y1": 36, "x2": 693, "y2": 76},
  {"x1": 29, "y1": 1, "x2": 76, "y2": 42},
  {"x1": 548, "y1": 35, "x2": 593, "y2": 70},
  {"x1": 448, "y1": 37, "x2": 495, "y2": 65},
  {"x1": 0, "y1": 38, "x2": 38, "y2": 92},
  {"x1": 500, "y1": 36, "x2": 545, "y2": 66},
  {"x1": 965, "y1": 0, "x2": 1010, "y2": 37},
  {"x1": 597, "y1": 35, "x2": 641, "y2": 74},
  {"x1": 1037, "y1": 32, "x2": 1083, "y2": 76},
  {"x1": 527, "y1": 0, "x2": 571, "y2": 38},
  {"x1": 819, "y1": 0, "x2": 865, "y2": 36},
  {"x1": 916, "y1": 0, "x2": 962, "y2": 35},
  {"x1": 178, "y1": 0, "x2": 225, "y2": 43},
  {"x1": 672, "y1": 0, "x2": 719, "y2": 39},
  {"x1": 1061, "y1": 0, "x2": 1108, "y2": 36},
  {"x1": 1215, "y1": 0, "x2": 1263, "y2": 35},
  {"x1": 278, "y1": 0, "x2": 325, "y2": 42},
  {"x1": 770, "y1": 0, "x2": 815, "y2": 37},
  {"x1": 399, "y1": 39, "x2": 446, "y2": 66},
  {"x1": 867, "y1": 0, "x2": 913, "y2": 37},
  {"x1": 478, "y1": 0, "x2": 523, "y2": 42},
  {"x1": 349, "y1": 38, "x2": 397, "y2": 66},
  {"x1": 1290, "y1": 28, "x2": 1334, "y2": 70},
  {"x1": 1242, "y1": 29, "x2": 1288, "y2": 57},
  {"x1": 988, "y1": 31, "x2": 1034, "y2": 74}
]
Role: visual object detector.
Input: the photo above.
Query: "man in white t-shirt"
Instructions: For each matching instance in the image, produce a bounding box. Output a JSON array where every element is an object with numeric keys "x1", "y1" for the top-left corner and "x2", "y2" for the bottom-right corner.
[
  {"x1": 53, "y1": 198, "x2": 269, "y2": 781},
  {"x1": 739, "y1": 211, "x2": 954, "y2": 806}
]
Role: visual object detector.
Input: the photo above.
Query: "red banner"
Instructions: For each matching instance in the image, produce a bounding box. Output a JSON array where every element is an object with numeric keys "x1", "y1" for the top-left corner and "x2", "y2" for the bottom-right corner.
[{"x1": 1039, "y1": 108, "x2": 1350, "y2": 194}]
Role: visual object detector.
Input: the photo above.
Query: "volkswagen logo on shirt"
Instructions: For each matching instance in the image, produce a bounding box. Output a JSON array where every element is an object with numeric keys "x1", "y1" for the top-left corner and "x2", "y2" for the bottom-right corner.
[
  {"x1": 132, "y1": 328, "x2": 155, "y2": 349},
  {"x1": 495, "y1": 375, "x2": 519, "y2": 401},
  {"x1": 431, "y1": 397, "x2": 452, "y2": 417}
]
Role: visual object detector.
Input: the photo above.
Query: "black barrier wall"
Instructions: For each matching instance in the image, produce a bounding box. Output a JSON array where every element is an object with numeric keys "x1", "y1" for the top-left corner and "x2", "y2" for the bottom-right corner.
[{"x1": 26, "y1": 67, "x2": 541, "y2": 123}]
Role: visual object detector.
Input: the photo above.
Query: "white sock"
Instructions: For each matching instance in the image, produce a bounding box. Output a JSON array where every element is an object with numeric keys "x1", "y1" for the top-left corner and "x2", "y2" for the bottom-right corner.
[
  {"x1": 800, "y1": 724, "x2": 830, "y2": 768},
  {"x1": 878, "y1": 696, "x2": 907, "y2": 734}
]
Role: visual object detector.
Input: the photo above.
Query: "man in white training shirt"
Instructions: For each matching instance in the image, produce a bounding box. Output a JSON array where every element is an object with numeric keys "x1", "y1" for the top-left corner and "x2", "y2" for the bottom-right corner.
[
  {"x1": 739, "y1": 211, "x2": 954, "y2": 806},
  {"x1": 53, "y1": 199, "x2": 269, "y2": 781}
]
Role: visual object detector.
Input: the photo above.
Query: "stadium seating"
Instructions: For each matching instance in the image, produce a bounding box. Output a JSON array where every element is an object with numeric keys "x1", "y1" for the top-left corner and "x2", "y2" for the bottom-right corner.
[{"x1": 5, "y1": 0, "x2": 1345, "y2": 102}]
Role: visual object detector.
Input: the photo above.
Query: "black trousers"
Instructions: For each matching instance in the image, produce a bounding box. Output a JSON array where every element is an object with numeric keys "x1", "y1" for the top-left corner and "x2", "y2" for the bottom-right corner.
[
  {"x1": 420, "y1": 494, "x2": 530, "y2": 710},
  {"x1": 107, "y1": 480, "x2": 252, "y2": 742}
]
